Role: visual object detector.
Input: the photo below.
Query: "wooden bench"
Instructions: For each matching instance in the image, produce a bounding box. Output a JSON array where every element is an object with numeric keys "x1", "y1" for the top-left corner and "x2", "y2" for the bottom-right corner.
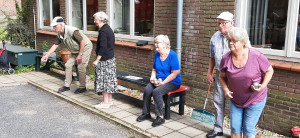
[
  {"x1": 116, "y1": 70, "x2": 189, "y2": 120},
  {"x1": 35, "y1": 53, "x2": 79, "y2": 80}
]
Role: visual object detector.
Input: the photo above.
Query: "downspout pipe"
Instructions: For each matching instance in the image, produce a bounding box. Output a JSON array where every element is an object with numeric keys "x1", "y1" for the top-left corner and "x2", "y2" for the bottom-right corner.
[
  {"x1": 176, "y1": 0, "x2": 183, "y2": 67},
  {"x1": 175, "y1": 0, "x2": 183, "y2": 102}
]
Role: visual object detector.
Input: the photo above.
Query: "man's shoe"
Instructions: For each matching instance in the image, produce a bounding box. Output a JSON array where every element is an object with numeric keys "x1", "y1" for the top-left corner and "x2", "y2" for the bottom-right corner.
[
  {"x1": 58, "y1": 86, "x2": 70, "y2": 93},
  {"x1": 74, "y1": 87, "x2": 87, "y2": 94},
  {"x1": 136, "y1": 114, "x2": 151, "y2": 122},
  {"x1": 206, "y1": 131, "x2": 223, "y2": 138},
  {"x1": 152, "y1": 116, "x2": 165, "y2": 127}
]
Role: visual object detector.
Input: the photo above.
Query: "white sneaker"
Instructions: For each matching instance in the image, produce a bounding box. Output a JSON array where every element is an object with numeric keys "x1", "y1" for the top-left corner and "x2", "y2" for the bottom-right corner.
[{"x1": 94, "y1": 102, "x2": 110, "y2": 109}]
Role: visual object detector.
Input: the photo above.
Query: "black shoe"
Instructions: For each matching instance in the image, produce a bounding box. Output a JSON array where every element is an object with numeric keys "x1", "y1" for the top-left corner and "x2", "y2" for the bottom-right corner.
[
  {"x1": 152, "y1": 116, "x2": 165, "y2": 127},
  {"x1": 136, "y1": 114, "x2": 151, "y2": 122},
  {"x1": 206, "y1": 131, "x2": 223, "y2": 138},
  {"x1": 58, "y1": 86, "x2": 70, "y2": 93},
  {"x1": 74, "y1": 87, "x2": 87, "y2": 94}
]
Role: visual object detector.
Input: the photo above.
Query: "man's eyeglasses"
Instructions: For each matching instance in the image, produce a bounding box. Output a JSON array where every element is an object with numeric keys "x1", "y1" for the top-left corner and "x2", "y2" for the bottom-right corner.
[{"x1": 218, "y1": 21, "x2": 230, "y2": 26}]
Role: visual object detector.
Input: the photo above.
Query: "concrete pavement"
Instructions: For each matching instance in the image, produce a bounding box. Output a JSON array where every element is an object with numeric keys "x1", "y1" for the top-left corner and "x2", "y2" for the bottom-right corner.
[{"x1": 0, "y1": 71, "x2": 231, "y2": 137}]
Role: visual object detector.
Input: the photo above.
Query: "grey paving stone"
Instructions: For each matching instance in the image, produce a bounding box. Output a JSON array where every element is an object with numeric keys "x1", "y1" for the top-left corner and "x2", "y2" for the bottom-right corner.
[
  {"x1": 75, "y1": 95, "x2": 93, "y2": 102},
  {"x1": 134, "y1": 120, "x2": 153, "y2": 130},
  {"x1": 115, "y1": 103, "x2": 134, "y2": 110},
  {"x1": 178, "y1": 126, "x2": 205, "y2": 137},
  {"x1": 126, "y1": 107, "x2": 142, "y2": 115},
  {"x1": 177, "y1": 116, "x2": 199, "y2": 126},
  {"x1": 82, "y1": 99, "x2": 99, "y2": 106},
  {"x1": 163, "y1": 121, "x2": 187, "y2": 130},
  {"x1": 161, "y1": 132, "x2": 191, "y2": 138},
  {"x1": 121, "y1": 114, "x2": 139, "y2": 124},
  {"x1": 111, "y1": 110, "x2": 134, "y2": 119},
  {"x1": 147, "y1": 125, "x2": 173, "y2": 137}
]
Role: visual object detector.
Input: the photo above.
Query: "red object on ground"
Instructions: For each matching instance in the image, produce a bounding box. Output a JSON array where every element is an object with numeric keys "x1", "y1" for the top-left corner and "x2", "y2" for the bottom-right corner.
[{"x1": 291, "y1": 126, "x2": 300, "y2": 137}]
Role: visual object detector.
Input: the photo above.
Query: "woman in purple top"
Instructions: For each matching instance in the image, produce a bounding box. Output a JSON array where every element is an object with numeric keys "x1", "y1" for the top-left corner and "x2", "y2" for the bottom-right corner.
[{"x1": 219, "y1": 27, "x2": 274, "y2": 138}]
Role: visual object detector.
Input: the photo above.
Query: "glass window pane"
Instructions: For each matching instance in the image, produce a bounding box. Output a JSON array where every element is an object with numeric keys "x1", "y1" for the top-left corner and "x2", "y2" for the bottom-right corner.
[
  {"x1": 296, "y1": 8, "x2": 300, "y2": 52},
  {"x1": 247, "y1": 0, "x2": 288, "y2": 50},
  {"x1": 42, "y1": 0, "x2": 51, "y2": 26},
  {"x1": 52, "y1": 0, "x2": 60, "y2": 18},
  {"x1": 72, "y1": 0, "x2": 83, "y2": 29},
  {"x1": 134, "y1": 0, "x2": 154, "y2": 37},
  {"x1": 113, "y1": 0, "x2": 130, "y2": 35},
  {"x1": 86, "y1": 0, "x2": 98, "y2": 31}
]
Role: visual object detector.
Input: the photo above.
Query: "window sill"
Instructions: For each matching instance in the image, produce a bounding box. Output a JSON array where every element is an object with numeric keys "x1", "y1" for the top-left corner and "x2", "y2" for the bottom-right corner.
[
  {"x1": 269, "y1": 59, "x2": 300, "y2": 72},
  {"x1": 37, "y1": 30, "x2": 154, "y2": 51}
]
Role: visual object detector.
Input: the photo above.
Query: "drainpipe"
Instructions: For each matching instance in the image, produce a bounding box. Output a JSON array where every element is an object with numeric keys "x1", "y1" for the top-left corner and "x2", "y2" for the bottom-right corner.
[
  {"x1": 176, "y1": 0, "x2": 183, "y2": 67},
  {"x1": 175, "y1": 0, "x2": 183, "y2": 102}
]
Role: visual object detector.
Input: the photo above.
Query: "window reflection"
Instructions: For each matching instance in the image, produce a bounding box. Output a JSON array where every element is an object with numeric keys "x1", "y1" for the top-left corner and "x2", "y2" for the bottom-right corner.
[
  {"x1": 42, "y1": 0, "x2": 50, "y2": 26},
  {"x1": 114, "y1": 0, "x2": 130, "y2": 35},
  {"x1": 72, "y1": 0, "x2": 83, "y2": 29},
  {"x1": 296, "y1": 12, "x2": 300, "y2": 51},
  {"x1": 135, "y1": 0, "x2": 154, "y2": 37},
  {"x1": 86, "y1": 0, "x2": 98, "y2": 31},
  {"x1": 247, "y1": 0, "x2": 288, "y2": 50}
]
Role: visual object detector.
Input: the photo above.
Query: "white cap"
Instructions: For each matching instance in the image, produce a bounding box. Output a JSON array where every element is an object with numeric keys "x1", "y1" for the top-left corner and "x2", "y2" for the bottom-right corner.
[
  {"x1": 50, "y1": 16, "x2": 64, "y2": 27},
  {"x1": 217, "y1": 11, "x2": 233, "y2": 21}
]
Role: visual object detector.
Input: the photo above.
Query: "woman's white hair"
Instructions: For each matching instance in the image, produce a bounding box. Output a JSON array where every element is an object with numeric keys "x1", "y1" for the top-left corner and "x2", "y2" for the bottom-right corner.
[
  {"x1": 226, "y1": 27, "x2": 251, "y2": 48},
  {"x1": 93, "y1": 11, "x2": 109, "y2": 23},
  {"x1": 155, "y1": 35, "x2": 171, "y2": 49}
]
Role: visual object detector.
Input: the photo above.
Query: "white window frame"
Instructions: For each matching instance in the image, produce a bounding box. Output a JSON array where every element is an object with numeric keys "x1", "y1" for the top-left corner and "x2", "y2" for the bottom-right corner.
[
  {"x1": 38, "y1": 0, "x2": 53, "y2": 29},
  {"x1": 66, "y1": 0, "x2": 98, "y2": 35},
  {"x1": 236, "y1": 0, "x2": 300, "y2": 62},
  {"x1": 107, "y1": 0, "x2": 154, "y2": 41}
]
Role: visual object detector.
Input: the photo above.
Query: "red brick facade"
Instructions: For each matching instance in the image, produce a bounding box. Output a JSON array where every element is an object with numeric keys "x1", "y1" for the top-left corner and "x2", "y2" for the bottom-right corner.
[{"x1": 23, "y1": 0, "x2": 300, "y2": 136}]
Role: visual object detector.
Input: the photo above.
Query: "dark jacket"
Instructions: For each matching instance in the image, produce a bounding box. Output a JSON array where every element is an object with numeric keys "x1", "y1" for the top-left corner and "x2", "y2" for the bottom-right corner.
[{"x1": 96, "y1": 24, "x2": 115, "y2": 61}]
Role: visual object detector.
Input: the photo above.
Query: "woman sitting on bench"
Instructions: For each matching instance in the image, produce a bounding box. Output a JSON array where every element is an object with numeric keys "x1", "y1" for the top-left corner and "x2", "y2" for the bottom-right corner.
[{"x1": 136, "y1": 35, "x2": 181, "y2": 127}]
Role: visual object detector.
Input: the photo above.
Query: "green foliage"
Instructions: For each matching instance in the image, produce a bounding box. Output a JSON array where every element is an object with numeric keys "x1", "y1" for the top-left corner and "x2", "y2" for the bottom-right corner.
[
  {"x1": 0, "y1": 28, "x2": 8, "y2": 40},
  {"x1": 0, "y1": 0, "x2": 34, "y2": 48},
  {"x1": 15, "y1": 65, "x2": 35, "y2": 74},
  {"x1": 224, "y1": 115, "x2": 230, "y2": 123},
  {"x1": 42, "y1": 41, "x2": 50, "y2": 52},
  {"x1": 90, "y1": 74, "x2": 95, "y2": 81}
]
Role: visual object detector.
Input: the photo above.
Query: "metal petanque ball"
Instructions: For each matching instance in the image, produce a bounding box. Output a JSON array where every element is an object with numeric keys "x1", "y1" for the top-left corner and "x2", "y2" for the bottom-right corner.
[{"x1": 252, "y1": 82, "x2": 259, "y2": 89}]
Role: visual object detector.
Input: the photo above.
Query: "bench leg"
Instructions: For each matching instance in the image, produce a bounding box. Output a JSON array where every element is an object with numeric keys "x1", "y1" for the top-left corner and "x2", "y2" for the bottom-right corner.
[
  {"x1": 163, "y1": 95, "x2": 171, "y2": 120},
  {"x1": 179, "y1": 92, "x2": 185, "y2": 115},
  {"x1": 74, "y1": 65, "x2": 79, "y2": 80},
  {"x1": 35, "y1": 56, "x2": 41, "y2": 71}
]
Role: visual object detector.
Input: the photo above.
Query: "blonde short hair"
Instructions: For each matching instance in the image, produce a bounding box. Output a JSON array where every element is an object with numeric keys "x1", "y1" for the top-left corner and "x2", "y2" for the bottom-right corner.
[
  {"x1": 155, "y1": 35, "x2": 171, "y2": 49},
  {"x1": 226, "y1": 27, "x2": 251, "y2": 48},
  {"x1": 93, "y1": 11, "x2": 109, "y2": 24}
]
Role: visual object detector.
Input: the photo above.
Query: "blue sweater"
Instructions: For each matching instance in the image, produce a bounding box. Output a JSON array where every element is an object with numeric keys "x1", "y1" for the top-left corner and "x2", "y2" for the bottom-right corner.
[{"x1": 153, "y1": 50, "x2": 181, "y2": 85}]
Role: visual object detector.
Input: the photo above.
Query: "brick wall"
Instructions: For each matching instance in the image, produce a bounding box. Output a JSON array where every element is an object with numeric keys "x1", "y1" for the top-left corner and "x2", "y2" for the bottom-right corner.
[
  {"x1": 25, "y1": 0, "x2": 300, "y2": 136},
  {"x1": 0, "y1": 0, "x2": 21, "y2": 17}
]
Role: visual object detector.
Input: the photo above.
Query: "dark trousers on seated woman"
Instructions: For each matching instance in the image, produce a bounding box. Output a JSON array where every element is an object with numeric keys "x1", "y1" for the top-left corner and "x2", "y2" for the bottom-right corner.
[{"x1": 142, "y1": 82, "x2": 180, "y2": 117}]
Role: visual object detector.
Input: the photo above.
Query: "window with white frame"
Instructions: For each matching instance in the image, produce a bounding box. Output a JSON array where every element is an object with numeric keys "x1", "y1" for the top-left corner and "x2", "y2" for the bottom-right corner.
[
  {"x1": 108, "y1": 0, "x2": 154, "y2": 41},
  {"x1": 66, "y1": 0, "x2": 98, "y2": 33},
  {"x1": 38, "y1": 0, "x2": 60, "y2": 28},
  {"x1": 236, "y1": 0, "x2": 300, "y2": 61}
]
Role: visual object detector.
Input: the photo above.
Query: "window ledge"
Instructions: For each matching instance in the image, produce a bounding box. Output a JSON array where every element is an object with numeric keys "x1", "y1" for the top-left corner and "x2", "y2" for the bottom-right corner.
[
  {"x1": 269, "y1": 59, "x2": 300, "y2": 72},
  {"x1": 37, "y1": 30, "x2": 154, "y2": 51}
]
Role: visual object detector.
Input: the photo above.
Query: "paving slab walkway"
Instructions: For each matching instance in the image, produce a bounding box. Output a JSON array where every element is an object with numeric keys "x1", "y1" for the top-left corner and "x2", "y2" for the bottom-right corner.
[{"x1": 0, "y1": 71, "x2": 231, "y2": 138}]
